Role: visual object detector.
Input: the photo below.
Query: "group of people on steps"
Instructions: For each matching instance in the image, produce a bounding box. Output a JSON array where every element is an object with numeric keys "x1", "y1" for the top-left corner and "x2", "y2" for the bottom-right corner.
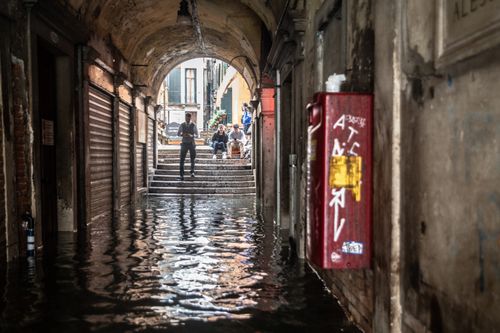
[{"x1": 176, "y1": 103, "x2": 252, "y2": 181}]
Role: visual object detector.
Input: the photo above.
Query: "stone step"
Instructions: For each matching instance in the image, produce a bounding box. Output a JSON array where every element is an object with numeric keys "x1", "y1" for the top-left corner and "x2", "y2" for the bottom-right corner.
[
  {"x1": 150, "y1": 180, "x2": 255, "y2": 188},
  {"x1": 158, "y1": 146, "x2": 248, "y2": 155},
  {"x1": 157, "y1": 163, "x2": 251, "y2": 171},
  {"x1": 158, "y1": 155, "x2": 215, "y2": 160},
  {"x1": 158, "y1": 146, "x2": 212, "y2": 152},
  {"x1": 153, "y1": 174, "x2": 254, "y2": 182},
  {"x1": 158, "y1": 151, "x2": 212, "y2": 155},
  {"x1": 151, "y1": 143, "x2": 254, "y2": 196},
  {"x1": 157, "y1": 149, "x2": 250, "y2": 159},
  {"x1": 157, "y1": 158, "x2": 250, "y2": 165},
  {"x1": 149, "y1": 186, "x2": 256, "y2": 195},
  {"x1": 158, "y1": 152, "x2": 214, "y2": 157},
  {"x1": 163, "y1": 138, "x2": 206, "y2": 145},
  {"x1": 148, "y1": 193, "x2": 255, "y2": 198},
  {"x1": 154, "y1": 169, "x2": 254, "y2": 176}
]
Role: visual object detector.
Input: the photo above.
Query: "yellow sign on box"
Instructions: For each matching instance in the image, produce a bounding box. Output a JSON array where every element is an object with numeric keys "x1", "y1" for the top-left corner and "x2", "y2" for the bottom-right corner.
[{"x1": 329, "y1": 156, "x2": 362, "y2": 202}]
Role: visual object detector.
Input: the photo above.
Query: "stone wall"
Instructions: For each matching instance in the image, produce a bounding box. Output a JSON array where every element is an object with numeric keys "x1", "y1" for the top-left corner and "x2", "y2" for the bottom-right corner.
[
  {"x1": 298, "y1": 0, "x2": 500, "y2": 332},
  {"x1": 0, "y1": 2, "x2": 31, "y2": 259},
  {"x1": 300, "y1": 1, "x2": 377, "y2": 332},
  {"x1": 398, "y1": 0, "x2": 500, "y2": 331}
]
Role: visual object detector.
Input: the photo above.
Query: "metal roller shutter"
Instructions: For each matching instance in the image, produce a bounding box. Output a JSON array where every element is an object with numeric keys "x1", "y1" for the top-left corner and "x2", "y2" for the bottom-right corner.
[
  {"x1": 89, "y1": 86, "x2": 113, "y2": 221},
  {"x1": 147, "y1": 117, "x2": 154, "y2": 172},
  {"x1": 137, "y1": 143, "x2": 145, "y2": 188},
  {"x1": 118, "y1": 102, "x2": 131, "y2": 207}
]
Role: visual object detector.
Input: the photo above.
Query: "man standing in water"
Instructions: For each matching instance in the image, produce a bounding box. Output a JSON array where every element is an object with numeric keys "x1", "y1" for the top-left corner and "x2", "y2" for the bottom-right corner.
[{"x1": 177, "y1": 112, "x2": 198, "y2": 180}]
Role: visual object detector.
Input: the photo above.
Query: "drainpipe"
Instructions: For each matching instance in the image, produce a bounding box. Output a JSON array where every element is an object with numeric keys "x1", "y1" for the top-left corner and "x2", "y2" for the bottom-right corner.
[
  {"x1": 24, "y1": 0, "x2": 38, "y2": 225},
  {"x1": 390, "y1": 1, "x2": 403, "y2": 332},
  {"x1": 76, "y1": 45, "x2": 86, "y2": 228},
  {"x1": 275, "y1": 0, "x2": 291, "y2": 37},
  {"x1": 271, "y1": 0, "x2": 291, "y2": 228},
  {"x1": 153, "y1": 105, "x2": 160, "y2": 169},
  {"x1": 275, "y1": 70, "x2": 281, "y2": 227},
  {"x1": 289, "y1": 153, "x2": 297, "y2": 240}
]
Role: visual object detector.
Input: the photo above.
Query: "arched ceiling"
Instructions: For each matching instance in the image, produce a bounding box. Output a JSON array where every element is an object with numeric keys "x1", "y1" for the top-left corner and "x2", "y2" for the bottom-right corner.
[{"x1": 62, "y1": 0, "x2": 279, "y2": 96}]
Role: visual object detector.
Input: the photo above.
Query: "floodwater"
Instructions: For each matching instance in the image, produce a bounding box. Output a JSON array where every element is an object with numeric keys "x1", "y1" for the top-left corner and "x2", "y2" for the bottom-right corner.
[{"x1": 0, "y1": 197, "x2": 360, "y2": 333}]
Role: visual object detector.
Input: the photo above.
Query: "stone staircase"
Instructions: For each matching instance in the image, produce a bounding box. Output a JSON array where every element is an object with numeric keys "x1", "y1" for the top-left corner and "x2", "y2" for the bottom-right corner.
[{"x1": 149, "y1": 145, "x2": 255, "y2": 196}]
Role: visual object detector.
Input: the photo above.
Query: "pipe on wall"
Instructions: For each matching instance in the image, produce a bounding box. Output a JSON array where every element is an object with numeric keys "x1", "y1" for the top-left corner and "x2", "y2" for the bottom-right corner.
[
  {"x1": 275, "y1": 69, "x2": 281, "y2": 227},
  {"x1": 24, "y1": 0, "x2": 38, "y2": 228}
]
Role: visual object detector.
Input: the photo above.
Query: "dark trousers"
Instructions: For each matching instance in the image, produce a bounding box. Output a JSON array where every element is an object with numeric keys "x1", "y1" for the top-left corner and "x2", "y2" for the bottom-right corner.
[
  {"x1": 180, "y1": 142, "x2": 196, "y2": 177},
  {"x1": 212, "y1": 141, "x2": 226, "y2": 154}
]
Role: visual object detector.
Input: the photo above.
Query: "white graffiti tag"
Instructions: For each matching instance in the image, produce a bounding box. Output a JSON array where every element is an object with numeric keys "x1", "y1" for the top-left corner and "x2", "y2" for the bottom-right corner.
[
  {"x1": 332, "y1": 115, "x2": 361, "y2": 157},
  {"x1": 330, "y1": 113, "x2": 363, "y2": 243},
  {"x1": 346, "y1": 115, "x2": 366, "y2": 128},
  {"x1": 329, "y1": 187, "x2": 346, "y2": 242}
]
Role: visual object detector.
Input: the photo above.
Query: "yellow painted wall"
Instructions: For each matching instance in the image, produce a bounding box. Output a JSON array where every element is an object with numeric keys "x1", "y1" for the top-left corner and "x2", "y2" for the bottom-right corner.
[
  {"x1": 215, "y1": 68, "x2": 251, "y2": 126},
  {"x1": 230, "y1": 73, "x2": 251, "y2": 126}
]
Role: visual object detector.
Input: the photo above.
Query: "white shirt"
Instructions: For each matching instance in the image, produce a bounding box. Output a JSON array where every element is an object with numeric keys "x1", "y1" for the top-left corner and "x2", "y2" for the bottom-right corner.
[{"x1": 229, "y1": 129, "x2": 247, "y2": 144}]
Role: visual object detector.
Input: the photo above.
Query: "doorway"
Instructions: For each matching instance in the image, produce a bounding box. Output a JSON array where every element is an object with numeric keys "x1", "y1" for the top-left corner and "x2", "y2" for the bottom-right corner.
[
  {"x1": 37, "y1": 41, "x2": 58, "y2": 246},
  {"x1": 35, "y1": 37, "x2": 75, "y2": 249}
]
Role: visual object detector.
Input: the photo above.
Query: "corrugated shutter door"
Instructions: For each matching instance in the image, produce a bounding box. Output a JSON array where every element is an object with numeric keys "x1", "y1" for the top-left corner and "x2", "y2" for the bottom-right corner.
[
  {"x1": 0, "y1": 93, "x2": 5, "y2": 259},
  {"x1": 137, "y1": 143, "x2": 145, "y2": 188},
  {"x1": 147, "y1": 117, "x2": 154, "y2": 172},
  {"x1": 119, "y1": 102, "x2": 131, "y2": 207},
  {"x1": 89, "y1": 86, "x2": 113, "y2": 221}
]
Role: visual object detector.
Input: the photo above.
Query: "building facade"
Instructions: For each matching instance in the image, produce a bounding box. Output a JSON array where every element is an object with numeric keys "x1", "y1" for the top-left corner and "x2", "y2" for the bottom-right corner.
[
  {"x1": 213, "y1": 65, "x2": 251, "y2": 128},
  {"x1": 0, "y1": 0, "x2": 498, "y2": 332},
  {"x1": 157, "y1": 58, "x2": 206, "y2": 135}
]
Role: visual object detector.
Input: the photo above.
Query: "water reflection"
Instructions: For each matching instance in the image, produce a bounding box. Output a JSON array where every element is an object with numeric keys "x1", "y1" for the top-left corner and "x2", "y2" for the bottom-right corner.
[{"x1": 0, "y1": 196, "x2": 360, "y2": 332}]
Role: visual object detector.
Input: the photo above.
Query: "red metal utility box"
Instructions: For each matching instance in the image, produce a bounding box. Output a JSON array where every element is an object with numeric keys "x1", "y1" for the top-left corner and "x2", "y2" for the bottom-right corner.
[{"x1": 307, "y1": 93, "x2": 373, "y2": 269}]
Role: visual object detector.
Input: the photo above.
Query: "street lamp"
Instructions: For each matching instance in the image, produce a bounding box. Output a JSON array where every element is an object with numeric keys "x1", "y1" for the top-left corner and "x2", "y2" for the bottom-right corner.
[{"x1": 176, "y1": 0, "x2": 192, "y2": 26}]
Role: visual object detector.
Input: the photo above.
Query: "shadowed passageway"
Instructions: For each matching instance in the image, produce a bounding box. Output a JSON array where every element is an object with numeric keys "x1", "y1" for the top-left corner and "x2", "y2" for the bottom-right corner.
[
  {"x1": 3, "y1": 0, "x2": 497, "y2": 331},
  {"x1": 0, "y1": 197, "x2": 360, "y2": 332}
]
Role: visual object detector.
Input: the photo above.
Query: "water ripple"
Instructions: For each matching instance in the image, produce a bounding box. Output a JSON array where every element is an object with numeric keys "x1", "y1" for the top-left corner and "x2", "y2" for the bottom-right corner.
[{"x1": 0, "y1": 196, "x2": 360, "y2": 332}]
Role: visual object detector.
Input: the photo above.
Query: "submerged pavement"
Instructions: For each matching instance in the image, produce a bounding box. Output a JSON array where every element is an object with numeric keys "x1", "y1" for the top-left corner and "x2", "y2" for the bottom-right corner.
[{"x1": 0, "y1": 196, "x2": 360, "y2": 332}]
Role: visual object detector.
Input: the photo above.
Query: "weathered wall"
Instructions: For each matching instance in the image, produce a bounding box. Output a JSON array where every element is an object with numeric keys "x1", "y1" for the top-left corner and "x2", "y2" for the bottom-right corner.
[
  {"x1": 300, "y1": 1, "x2": 377, "y2": 332},
  {"x1": 259, "y1": 87, "x2": 276, "y2": 222},
  {"x1": 0, "y1": 2, "x2": 31, "y2": 259},
  {"x1": 372, "y1": 0, "x2": 398, "y2": 331},
  {"x1": 399, "y1": 1, "x2": 500, "y2": 331},
  {"x1": 309, "y1": 0, "x2": 500, "y2": 331},
  {"x1": 0, "y1": 42, "x2": 6, "y2": 262}
]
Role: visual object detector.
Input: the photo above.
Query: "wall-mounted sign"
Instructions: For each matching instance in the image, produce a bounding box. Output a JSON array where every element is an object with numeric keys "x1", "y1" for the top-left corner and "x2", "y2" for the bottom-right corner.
[
  {"x1": 437, "y1": 0, "x2": 500, "y2": 67},
  {"x1": 42, "y1": 119, "x2": 54, "y2": 146},
  {"x1": 137, "y1": 111, "x2": 147, "y2": 144}
]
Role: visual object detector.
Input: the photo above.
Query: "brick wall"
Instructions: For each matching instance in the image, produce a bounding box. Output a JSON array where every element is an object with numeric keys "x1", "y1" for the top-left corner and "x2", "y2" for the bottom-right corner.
[
  {"x1": 320, "y1": 270, "x2": 374, "y2": 332},
  {"x1": 11, "y1": 56, "x2": 30, "y2": 255}
]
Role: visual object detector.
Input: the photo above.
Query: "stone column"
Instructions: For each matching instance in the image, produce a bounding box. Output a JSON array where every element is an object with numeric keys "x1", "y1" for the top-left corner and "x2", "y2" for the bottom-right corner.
[{"x1": 260, "y1": 87, "x2": 275, "y2": 222}]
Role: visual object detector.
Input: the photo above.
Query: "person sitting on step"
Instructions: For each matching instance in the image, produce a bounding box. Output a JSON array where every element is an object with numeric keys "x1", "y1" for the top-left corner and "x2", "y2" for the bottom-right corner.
[
  {"x1": 228, "y1": 123, "x2": 246, "y2": 159},
  {"x1": 211, "y1": 124, "x2": 228, "y2": 159}
]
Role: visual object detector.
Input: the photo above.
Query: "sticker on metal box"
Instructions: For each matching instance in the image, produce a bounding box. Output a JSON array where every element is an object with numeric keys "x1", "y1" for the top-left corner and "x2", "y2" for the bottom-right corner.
[{"x1": 341, "y1": 241, "x2": 363, "y2": 255}]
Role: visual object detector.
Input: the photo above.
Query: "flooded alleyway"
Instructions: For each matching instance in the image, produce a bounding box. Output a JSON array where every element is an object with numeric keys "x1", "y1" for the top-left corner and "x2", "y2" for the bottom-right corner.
[{"x1": 0, "y1": 197, "x2": 359, "y2": 333}]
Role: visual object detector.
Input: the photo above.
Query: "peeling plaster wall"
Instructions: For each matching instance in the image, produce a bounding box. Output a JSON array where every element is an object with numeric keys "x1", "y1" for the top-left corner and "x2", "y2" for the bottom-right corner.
[
  {"x1": 302, "y1": 0, "x2": 500, "y2": 331},
  {"x1": 399, "y1": 1, "x2": 500, "y2": 332},
  {"x1": 372, "y1": 1, "x2": 398, "y2": 331}
]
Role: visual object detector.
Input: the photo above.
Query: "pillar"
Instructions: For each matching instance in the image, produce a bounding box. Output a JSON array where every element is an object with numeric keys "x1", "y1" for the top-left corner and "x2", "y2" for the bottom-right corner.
[{"x1": 259, "y1": 87, "x2": 275, "y2": 222}]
